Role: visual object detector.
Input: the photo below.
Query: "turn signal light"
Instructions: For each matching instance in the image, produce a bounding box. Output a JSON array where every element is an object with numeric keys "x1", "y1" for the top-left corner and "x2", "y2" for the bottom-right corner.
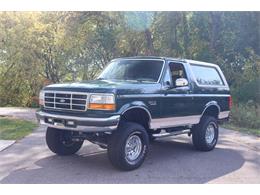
[{"x1": 89, "y1": 103, "x2": 116, "y2": 110}]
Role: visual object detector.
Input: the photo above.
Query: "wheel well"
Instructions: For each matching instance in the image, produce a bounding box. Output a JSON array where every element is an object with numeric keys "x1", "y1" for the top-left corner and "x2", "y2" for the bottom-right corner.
[
  {"x1": 121, "y1": 108, "x2": 150, "y2": 130},
  {"x1": 202, "y1": 105, "x2": 219, "y2": 119}
]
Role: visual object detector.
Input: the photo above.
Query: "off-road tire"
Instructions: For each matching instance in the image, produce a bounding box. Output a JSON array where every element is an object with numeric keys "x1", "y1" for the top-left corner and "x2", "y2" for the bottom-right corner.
[
  {"x1": 46, "y1": 127, "x2": 83, "y2": 155},
  {"x1": 107, "y1": 121, "x2": 149, "y2": 171},
  {"x1": 192, "y1": 116, "x2": 219, "y2": 151}
]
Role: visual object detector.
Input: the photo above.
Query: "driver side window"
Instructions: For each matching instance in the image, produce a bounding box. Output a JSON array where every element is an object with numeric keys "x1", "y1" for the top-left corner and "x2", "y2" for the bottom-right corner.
[{"x1": 168, "y1": 62, "x2": 187, "y2": 87}]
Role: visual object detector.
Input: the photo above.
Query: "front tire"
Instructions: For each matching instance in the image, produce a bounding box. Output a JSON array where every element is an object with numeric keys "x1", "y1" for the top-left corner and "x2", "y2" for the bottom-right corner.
[
  {"x1": 46, "y1": 127, "x2": 83, "y2": 155},
  {"x1": 107, "y1": 122, "x2": 149, "y2": 171},
  {"x1": 192, "y1": 116, "x2": 219, "y2": 151}
]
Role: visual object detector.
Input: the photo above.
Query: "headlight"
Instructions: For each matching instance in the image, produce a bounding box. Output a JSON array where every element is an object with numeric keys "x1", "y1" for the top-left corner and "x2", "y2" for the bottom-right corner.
[
  {"x1": 89, "y1": 94, "x2": 115, "y2": 110},
  {"x1": 39, "y1": 90, "x2": 44, "y2": 106}
]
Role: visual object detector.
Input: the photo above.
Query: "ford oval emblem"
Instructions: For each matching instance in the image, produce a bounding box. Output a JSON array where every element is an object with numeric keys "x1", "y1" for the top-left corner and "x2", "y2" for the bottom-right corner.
[{"x1": 60, "y1": 99, "x2": 65, "y2": 103}]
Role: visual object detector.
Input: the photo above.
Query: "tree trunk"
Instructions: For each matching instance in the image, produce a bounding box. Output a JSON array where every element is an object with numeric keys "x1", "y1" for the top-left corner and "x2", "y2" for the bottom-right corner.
[
  {"x1": 209, "y1": 12, "x2": 222, "y2": 56},
  {"x1": 144, "y1": 29, "x2": 155, "y2": 56},
  {"x1": 182, "y1": 12, "x2": 190, "y2": 57},
  {"x1": 255, "y1": 12, "x2": 260, "y2": 55}
]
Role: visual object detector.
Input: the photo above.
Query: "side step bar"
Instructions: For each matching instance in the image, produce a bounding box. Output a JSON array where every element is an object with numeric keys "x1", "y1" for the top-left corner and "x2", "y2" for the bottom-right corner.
[{"x1": 152, "y1": 129, "x2": 191, "y2": 138}]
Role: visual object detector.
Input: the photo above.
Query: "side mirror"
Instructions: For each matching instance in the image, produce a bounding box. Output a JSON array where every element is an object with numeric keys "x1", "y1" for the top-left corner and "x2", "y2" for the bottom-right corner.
[{"x1": 175, "y1": 78, "x2": 188, "y2": 87}]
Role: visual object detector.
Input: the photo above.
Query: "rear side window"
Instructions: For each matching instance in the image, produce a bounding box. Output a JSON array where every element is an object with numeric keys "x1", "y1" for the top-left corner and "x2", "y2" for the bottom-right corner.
[{"x1": 191, "y1": 64, "x2": 224, "y2": 86}]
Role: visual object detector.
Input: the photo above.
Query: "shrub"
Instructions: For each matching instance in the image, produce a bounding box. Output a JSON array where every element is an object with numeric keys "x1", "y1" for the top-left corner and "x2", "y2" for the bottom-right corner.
[
  {"x1": 230, "y1": 103, "x2": 260, "y2": 129},
  {"x1": 232, "y1": 78, "x2": 260, "y2": 105}
]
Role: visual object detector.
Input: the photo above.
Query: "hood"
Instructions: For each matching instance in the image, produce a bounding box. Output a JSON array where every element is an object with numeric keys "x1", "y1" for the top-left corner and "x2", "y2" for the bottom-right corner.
[{"x1": 43, "y1": 79, "x2": 161, "y2": 94}]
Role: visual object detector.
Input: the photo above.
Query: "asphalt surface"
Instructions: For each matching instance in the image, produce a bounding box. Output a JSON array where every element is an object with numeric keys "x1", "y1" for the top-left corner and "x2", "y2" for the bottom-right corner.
[{"x1": 0, "y1": 108, "x2": 260, "y2": 184}]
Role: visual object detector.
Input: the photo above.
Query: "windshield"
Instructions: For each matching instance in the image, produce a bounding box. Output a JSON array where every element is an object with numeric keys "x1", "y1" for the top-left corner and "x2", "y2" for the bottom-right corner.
[{"x1": 98, "y1": 59, "x2": 164, "y2": 82}]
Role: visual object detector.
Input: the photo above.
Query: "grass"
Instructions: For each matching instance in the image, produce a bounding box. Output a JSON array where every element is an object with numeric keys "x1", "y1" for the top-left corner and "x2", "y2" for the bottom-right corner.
[
  {"x1": 0, "y1": 117, "x2": 37, "y2": 140},
  {"x1": 221, "y1": 123, "x2": 260, "y2": 137}
]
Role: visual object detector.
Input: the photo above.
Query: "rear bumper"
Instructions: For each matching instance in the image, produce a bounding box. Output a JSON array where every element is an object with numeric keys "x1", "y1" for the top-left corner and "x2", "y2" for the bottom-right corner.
[
  {"x1": 218, "y1": 111, "x2": 230, "y2": 119},
  {"x1": 218, "y1": 111, "x2": 230, "y2": 124},
  {"x1": 36, "y1": 111, "x2": 120, "y2": 132}
]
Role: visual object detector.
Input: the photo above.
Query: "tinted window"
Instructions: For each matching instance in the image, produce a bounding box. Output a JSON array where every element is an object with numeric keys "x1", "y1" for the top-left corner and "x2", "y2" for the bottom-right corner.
[
  {"x1": 98, "y1": 60, "x2": 164, "y2": 82},
  {"x1": 191, "y1": 64, "x2": 224, "y2": 86}
]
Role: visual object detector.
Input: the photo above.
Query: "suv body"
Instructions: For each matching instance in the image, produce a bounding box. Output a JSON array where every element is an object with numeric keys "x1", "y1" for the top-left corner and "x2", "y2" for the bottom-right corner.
[{"x1": 36, "y1": 57, "x2": 231, "y2": 170}]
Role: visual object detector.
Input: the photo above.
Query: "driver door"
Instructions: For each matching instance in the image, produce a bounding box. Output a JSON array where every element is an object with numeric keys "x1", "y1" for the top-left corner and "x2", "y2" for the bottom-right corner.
[{"x1": 159, "y1": 61, "x2": 195, "y2": 128}]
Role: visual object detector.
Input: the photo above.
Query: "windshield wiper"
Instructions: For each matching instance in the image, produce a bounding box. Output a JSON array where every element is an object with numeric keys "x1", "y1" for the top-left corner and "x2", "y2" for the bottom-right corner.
[
  {"x1": 124, "y1": 79, "x2": 156, "y2": 83},
  {"x1": 96, "y1": 77, "x2": 105, "y2": 80},
  {"x1": 136, "y1": 79, "x2": 156, "y2": 83}
]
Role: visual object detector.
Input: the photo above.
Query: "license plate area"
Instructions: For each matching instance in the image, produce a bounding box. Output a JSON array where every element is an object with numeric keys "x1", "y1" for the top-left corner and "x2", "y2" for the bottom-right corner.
[{"x1": 44, "y1": 117, "x2": 76, "y2": 128}]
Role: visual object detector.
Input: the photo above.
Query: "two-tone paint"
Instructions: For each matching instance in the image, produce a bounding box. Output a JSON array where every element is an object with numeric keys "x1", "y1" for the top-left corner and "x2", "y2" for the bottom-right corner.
[{"x1": 39, "y1": 57, "x2": 230, "y2": 131}]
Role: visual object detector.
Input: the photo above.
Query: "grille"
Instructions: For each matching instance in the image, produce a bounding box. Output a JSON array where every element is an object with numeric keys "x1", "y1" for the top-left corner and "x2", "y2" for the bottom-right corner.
[{"x1": 44, "y1": 91, "x2": 88, "y2": 111}]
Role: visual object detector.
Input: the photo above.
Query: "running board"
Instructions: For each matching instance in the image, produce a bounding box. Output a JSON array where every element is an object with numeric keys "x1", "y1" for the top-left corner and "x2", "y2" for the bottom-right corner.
[{"x1": 152, "y1": 129, "x2": 191, "y2": 138}]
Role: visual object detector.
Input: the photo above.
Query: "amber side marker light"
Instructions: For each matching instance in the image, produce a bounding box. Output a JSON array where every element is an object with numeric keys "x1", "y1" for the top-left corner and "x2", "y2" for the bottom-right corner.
[{"x1": 228, "y1": 96, "x2": 232, "y2": 109}]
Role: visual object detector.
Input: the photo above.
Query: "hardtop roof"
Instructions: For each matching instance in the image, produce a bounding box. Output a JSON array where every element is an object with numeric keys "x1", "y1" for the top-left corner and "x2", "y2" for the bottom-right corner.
[{"x1": 113, "y1": 56, "x2": 219, "y2": 67}]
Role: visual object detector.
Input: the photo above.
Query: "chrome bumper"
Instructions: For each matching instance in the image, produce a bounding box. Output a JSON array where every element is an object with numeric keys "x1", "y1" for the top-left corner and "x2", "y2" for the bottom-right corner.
[{"x1": 36, "y1": 111, "x2": 120, "y2": 132}]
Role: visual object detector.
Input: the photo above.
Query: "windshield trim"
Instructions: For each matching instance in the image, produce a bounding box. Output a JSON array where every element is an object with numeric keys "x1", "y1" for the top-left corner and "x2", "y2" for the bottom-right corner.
[{"x1": 99, "y1": 58, "x2": 166, "y2": 83}]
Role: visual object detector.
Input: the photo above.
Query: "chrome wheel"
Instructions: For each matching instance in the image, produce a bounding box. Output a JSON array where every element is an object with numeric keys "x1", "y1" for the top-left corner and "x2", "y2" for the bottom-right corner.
[
  {"x1": 205, "y1": 122, "x2": 215, "y2": 144},
  {"x1": 125, "y1": 133, "x2": 142, "y2": 163}
]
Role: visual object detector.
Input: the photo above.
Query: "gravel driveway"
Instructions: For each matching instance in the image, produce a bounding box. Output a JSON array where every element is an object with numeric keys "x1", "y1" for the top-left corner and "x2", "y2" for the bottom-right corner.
[{"x1": 0, "y1": 107, "x2": 259, "y2": 183}]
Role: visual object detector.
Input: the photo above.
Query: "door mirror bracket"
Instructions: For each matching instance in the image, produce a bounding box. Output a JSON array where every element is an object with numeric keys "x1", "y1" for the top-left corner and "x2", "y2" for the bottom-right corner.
[{"x1": 163, "y1": 81, "x2": 172, "y2": 89}]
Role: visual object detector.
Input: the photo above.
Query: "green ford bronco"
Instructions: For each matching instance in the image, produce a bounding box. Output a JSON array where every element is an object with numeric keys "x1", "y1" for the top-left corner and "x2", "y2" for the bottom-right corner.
[{"x1": 36, "y1": 56, "x2": 231, "y2": 170}]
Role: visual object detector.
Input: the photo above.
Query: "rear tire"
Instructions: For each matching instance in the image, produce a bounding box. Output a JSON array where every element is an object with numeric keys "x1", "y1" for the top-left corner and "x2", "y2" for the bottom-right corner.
[
  {"x1": 46, "y1": 127, "x2": 83, "y2": 155},
  {"x1": 192, "y1": 116, "x2": 219, "y2": 151},
  {"x1": 107, "y1": 121, "x2": 149, "y2": 171}
]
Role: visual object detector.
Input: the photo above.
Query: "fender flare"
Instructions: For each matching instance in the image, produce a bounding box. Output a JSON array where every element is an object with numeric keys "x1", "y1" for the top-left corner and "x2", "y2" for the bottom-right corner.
[
  {"x1": 118, "y1": 101, "x2": 152, "y2": 127},
  {"x1": 201, "y1": 101, "x2": 221, "y2": 119}
]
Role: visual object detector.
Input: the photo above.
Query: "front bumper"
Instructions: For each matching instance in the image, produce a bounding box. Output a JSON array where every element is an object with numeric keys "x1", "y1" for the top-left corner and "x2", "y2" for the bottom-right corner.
[{"x1": 36, "y1": 111, "x2": 120, "y2": 132}]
